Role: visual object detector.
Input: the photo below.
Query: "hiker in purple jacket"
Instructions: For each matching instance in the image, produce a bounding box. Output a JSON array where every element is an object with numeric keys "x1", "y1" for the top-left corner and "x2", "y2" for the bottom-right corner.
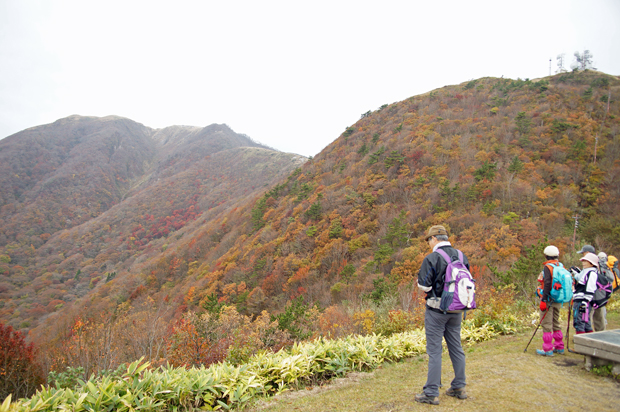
[{"x1": 415, "y1": 225, "x2": 468, "y2": 405}]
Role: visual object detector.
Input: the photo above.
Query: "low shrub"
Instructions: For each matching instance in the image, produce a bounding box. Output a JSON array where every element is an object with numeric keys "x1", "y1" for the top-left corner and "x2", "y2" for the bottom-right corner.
[
  {"x1": 375, "y1": 310, "x2": 416, "y2": 337},
  {"x1": 166, "y1": 307, "x2": 290, "y2": 368}
]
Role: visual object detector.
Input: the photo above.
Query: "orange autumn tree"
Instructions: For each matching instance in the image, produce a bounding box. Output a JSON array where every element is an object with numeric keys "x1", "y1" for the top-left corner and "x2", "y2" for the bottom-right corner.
[{"x1": 166, "y1": 307, "x2": 290, "y2": 367}]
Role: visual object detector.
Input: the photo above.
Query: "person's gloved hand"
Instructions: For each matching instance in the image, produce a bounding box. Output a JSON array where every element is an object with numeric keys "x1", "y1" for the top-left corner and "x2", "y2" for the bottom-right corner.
[
  {"x1": 570, "y1": 266, "x2": 581, "y2": 276},
  {"x1": 540, "y1": 301, "x2": 547, "y2": 311},
  {"x1": 578, "y1": 301, "x2": 587, "y2": 314}
]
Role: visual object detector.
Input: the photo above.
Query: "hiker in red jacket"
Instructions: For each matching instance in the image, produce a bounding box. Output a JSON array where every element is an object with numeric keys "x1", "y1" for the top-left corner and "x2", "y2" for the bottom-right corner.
[{"x1": 536, "y1": 246, "x2": 565, "y2": 356}]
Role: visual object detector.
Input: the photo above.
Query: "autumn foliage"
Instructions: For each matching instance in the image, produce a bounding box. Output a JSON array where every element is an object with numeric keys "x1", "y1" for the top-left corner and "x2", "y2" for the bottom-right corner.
[
  {"x1": 166, "y1": 307, "x2": 290, "y2": 367},
  {"x1": 0, "y1": 323, "x2": 44, "y2": 399},
  {"x1": 0, "y1": 71, "x2": 618, "y2": 390}
]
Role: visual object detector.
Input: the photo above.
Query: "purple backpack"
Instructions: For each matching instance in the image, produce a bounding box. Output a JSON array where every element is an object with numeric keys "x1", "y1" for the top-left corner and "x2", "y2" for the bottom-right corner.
[{"x1": 435, "y1": 249, "x2": 477, "y2": 313}]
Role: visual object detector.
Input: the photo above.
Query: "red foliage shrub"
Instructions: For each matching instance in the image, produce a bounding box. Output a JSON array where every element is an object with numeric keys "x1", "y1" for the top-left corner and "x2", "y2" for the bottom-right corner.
[
  {"x1": 407, "y1": 150, "x2": 424, "y2": 163},
  {"x1": 130, "y1": 285, "x2": 146, "y2": 300},
  {"x1": 0, "y1": 323, "x2": 44, "y2": 399}
]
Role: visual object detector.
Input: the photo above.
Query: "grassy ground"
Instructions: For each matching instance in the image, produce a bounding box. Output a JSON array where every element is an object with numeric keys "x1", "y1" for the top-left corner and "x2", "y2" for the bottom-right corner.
[{"x1": 249, "y1": 308, "x2": 620, "y2": 412}]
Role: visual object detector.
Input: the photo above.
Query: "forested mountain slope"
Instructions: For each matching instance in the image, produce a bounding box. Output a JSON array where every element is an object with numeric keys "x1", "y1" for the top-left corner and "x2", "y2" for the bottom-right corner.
[
  {"x1": 156, "y1": 70, "x2": 619, "y2": 318},
  {"x1": 1, "y1": 71, "x2": 619, "y2": 375},
  {"x1": 0, "y1": 115, "x2": 156, "y2": 245},
  {"x1": 0, "y1": 116, "x2": 305, "y2": 331}
]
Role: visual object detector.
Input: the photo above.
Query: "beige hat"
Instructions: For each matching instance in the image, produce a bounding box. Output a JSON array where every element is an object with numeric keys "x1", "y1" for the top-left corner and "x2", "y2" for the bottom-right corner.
[
  {"x1": 580, "y1": 252, "x2": 599, "y2": 268},
  {"x1": 425, "y1": 225, "x2": 448, "y2": 241}
]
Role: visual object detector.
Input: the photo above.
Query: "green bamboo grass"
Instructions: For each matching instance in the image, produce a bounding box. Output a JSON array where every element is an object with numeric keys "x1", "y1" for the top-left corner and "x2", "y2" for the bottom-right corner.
[{"x1": 1, "y1": 322, "x2": 504, "y2": 411}]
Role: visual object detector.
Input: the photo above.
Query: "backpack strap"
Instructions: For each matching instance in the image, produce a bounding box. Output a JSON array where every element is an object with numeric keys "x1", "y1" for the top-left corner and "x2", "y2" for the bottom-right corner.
[
  {"x1": 435, "y1": 248, "x2": 463, "y2": 263},
  {"x1": 434, "y1": 248, "x2": 451, "y2": 282},
  {"x1": 435, "y1": 248, "x2": 462, "y2": 283},
  {"x1": 435, "y1": 248, "x2": 451, "y2": 264},
  {"x1": 544, "y1": 261, "x2": 562, "y2": 272}
]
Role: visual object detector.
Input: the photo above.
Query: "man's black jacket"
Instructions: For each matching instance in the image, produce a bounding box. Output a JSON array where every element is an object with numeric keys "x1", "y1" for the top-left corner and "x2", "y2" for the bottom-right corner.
[{"x1": 418, "y1": 244, "x2": 470, "y2": 300}]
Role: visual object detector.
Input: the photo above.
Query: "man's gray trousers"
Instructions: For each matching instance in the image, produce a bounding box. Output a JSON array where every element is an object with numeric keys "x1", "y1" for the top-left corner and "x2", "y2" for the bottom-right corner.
[{"x1": 423, "y1": 308, "x2": 466, "y2": 397}]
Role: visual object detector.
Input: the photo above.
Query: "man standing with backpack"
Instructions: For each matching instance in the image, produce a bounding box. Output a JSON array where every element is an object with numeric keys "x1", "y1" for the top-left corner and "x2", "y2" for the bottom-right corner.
[
  {"x1": 415, "y1": 225, "x2": 470, "y2": 405},
  {"x1": 536, "y1": 246, "x2": 570, "y2": 356}
]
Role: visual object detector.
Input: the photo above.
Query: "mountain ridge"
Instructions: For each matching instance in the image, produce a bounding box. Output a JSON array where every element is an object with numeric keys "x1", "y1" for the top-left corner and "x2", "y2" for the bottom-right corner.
[{"x1": 0, "y1": 115, "x2": 306, "y2": 332}]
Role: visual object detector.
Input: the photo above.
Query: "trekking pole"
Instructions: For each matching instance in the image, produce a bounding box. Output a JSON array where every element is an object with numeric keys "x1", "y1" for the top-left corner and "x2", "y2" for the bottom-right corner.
[
  {"x1": 566, "y1": 300, "x2": 577, "y2": 353},
  {"x1": 524, "y1": 307, "x2": 549, "y2": 352}
]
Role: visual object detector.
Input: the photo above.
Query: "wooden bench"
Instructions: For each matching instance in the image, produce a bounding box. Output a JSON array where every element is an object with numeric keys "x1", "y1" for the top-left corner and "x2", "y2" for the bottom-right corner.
[{"x1": 572, "y1": 329, "x2": 620, "y2": 374}]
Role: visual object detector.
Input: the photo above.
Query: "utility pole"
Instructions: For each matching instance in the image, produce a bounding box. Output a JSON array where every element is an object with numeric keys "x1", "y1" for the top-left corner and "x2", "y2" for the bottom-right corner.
[
  {"x1": 572, "y1": 215, "x2": 579, "y2": 251},
  {"x1": 594, "y1": 86, "x2": 612, "y2": 164},
  {"x1": 549, "y1": 58, "x2": 552, "y2": 76}
]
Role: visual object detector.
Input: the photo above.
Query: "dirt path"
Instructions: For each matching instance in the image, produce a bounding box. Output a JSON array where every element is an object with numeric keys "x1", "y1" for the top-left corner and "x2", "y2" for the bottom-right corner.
[{"x1": 250, "y1": 313, "x2": 620, "y2": 411}]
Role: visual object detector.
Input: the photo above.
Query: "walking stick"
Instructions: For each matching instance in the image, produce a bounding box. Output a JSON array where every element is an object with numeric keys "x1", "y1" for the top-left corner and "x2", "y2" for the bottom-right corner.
[
  {"x1": 566, "y1": 300, "x2": 577, "y2": 353},
  {"x1": 524, "y1": 306, "x2": 549, "y2": 352}
]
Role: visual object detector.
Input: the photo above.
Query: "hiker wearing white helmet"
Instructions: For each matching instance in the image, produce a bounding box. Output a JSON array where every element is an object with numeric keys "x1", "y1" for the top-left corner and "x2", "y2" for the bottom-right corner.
[
  {"x1": 536, "y1": 246, "x2": 566, "y2": 356},
  {"x1": 572, "y1": 252, "x2": 599, "y2": 334}
]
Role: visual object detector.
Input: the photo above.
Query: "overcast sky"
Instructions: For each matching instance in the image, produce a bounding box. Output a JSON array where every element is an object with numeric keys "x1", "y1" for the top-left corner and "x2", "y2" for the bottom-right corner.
[{"x1": 1, "y1": 0, "x2": 619, "y2": 157}]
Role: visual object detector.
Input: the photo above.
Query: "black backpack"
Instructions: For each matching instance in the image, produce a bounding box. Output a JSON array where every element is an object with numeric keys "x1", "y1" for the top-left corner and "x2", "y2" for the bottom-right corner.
[{"x1": 592, "y1": 269, "x2": 613, "y2": 309}]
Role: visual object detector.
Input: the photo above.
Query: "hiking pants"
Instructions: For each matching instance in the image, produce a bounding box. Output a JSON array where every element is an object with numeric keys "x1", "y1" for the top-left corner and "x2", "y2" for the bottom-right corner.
[
  {"x1": 540, "y1": 302, "x2": 564, "y2": 352},
  {"x1": 573, "y1": 300, "x2": 593, "y2": 333},
  {"x1": 540, "y1": 302, "x2": 562, "y2": 333},
  {"x1": 591, "y1": 307, "x2": 606, "y2": 332},
  {"x1": 423, "y1": 308, "x2": 466, "y2": 398}
]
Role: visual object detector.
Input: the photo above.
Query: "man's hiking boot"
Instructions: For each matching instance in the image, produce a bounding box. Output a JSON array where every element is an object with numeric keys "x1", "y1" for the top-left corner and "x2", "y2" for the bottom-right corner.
[
  {"x1": 536, "y1": 349, "x2": 554, "y2": 356},
  {"x1": 553, "y1": 348, "x2": 565, "y2": 354},
  {"x1": 414, "y1": 393, "x2": 439, "y2": 405},
  {"x1": 446, "y1": 387, "x2": 468, "y2": 399}
]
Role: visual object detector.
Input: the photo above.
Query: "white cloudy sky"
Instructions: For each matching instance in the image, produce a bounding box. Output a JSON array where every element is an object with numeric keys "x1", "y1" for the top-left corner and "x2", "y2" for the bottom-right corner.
[{"x1": 1, "y1": 0, "x2": 619, "y2": 157}]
